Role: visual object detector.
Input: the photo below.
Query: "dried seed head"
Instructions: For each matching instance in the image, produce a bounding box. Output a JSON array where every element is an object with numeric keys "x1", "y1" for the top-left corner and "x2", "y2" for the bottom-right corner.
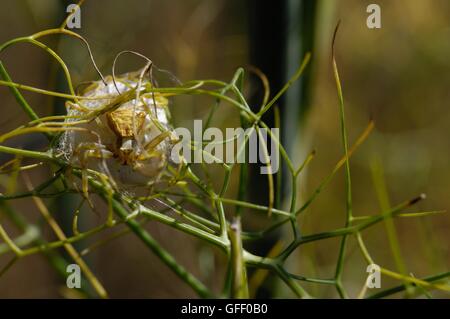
[{"x1": 57, "y1": 70, "x2": 176, "y2": 192}]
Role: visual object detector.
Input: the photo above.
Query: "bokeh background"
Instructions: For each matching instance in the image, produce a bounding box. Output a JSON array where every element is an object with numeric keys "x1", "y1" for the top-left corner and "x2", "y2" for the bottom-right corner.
[{"x1": 0, "y1": 0, "x2": 449, "y2": 298}]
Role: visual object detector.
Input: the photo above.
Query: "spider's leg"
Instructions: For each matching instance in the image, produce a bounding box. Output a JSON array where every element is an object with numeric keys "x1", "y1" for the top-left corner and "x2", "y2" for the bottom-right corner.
[
  {"x1": 97, "y1": 173, "x2": 115, "y2": 226},
  {"x1": 140, "y1": 131, "x2": 172, "y2": 158},
  {"x1": 74, "y1": 142, "x2": 114, "y2": 210},
  {"x1": 81, "y1": 168, "x2": 92, "y2": 208},
  {"x1": 71, "y1": 198, "x2": 85, "y2": 236},
  {"x1": 125, "y1": 208, "x2": 140, "y2": 221}
]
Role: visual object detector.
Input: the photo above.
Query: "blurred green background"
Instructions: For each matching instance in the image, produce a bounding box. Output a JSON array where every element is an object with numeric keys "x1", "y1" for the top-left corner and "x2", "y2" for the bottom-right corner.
[{"x1": 0, "y1": 0, "x2": 449, "y2": 298}]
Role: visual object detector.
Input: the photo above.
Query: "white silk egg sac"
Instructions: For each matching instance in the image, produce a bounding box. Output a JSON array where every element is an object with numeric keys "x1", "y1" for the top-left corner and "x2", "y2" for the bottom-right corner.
[{"x1": 57, "y1": 70, "x2": 177, "y2": 193}]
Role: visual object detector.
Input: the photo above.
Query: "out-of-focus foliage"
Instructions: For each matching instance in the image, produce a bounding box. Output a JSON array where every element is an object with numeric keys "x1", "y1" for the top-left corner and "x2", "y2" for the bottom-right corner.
[{"x1": 0, "y1": 0, "x2": 448, "y2": 298}]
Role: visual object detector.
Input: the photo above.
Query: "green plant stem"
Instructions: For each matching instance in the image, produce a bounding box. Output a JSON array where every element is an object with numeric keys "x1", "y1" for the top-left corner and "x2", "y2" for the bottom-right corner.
[
  {"x1": 111, "y1": 196, "x2": 213, "y2": 298},
  {"x1": 370, "y1": 158, "x2": 411, "y2": 295},
  {"x1": 367, "y1": 271, "x2": 450, "y2": 299},
  {"x1": 228, "y1": 217, "x2": 249, "y2": 298},
  {"x1": 332, "y1": 22, "x2": 352, "y2": 298},
  {"x1": 0, "y1": 62, "x2": 40, "y2": 121},
  {"x1": 0, "y1": 201, "x2": 92, "y2": 296},
  {"x1": 278, "y1": 195, "x2": 426, "y2": 258}
]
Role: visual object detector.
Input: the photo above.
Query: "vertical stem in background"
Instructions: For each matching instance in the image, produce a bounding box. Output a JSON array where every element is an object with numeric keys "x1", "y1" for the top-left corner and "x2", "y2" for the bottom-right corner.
[
  {"x1": 228, "y1": 217, "x2": 249, "y2": 298},
  {"x1": 282, "y1": 0, "x2": 317, "y2": 157},
  {"x1": 370, "y1": 157, "x2": 412, "y2": 296},
  {"x1": 247, "y1": 0, "x2": 317, "y2": 297},
  {"x1": 0, "y1": 62, "x2": 40, "y2": 122},
  {"x1": 332, "y1": 22, "x2": 352, "y2": 298}
]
